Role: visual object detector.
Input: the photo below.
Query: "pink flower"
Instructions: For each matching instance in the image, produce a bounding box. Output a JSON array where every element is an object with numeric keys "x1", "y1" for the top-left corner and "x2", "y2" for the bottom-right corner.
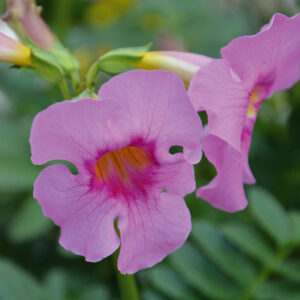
[
  {"x1": 30, "y1": 70, "x2": 202, "y2": 274},
  {"x1": 0, "y1": 32, "x2": 31, "y2": 65},
  {"x1": 189, "y1": 13, "x2": 300, "y2": 212}
]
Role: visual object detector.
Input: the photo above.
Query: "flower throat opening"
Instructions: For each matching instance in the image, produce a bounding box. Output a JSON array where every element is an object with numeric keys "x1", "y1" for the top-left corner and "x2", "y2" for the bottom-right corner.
[
  {"x1": 95, "y1": 146, "x2": 152, "y2": 184},
  {"x1": 247, "y1": 85, "x2": 262, "y2": 117}
]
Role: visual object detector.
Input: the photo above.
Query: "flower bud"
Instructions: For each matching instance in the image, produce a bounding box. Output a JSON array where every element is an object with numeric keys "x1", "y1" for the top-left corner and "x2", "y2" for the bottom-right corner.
[
  {"x1": 135, "y1": 51, "x2": 212, "y2": 87},
  {"x1": 2, "y1": 0, "x2": 54, "y2": 50},
  {"x1": 0, "y1": 32, "x2": 31, "y2": 65}
]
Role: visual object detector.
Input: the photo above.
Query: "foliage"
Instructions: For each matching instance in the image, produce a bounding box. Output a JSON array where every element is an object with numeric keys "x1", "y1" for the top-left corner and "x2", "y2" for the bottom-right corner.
[
  {"x1": 0, "y1": 0, "x2": 299, "y2": 299},
  {"x1": 141, "y1": 187, "x2": 300, "y2": 300}
]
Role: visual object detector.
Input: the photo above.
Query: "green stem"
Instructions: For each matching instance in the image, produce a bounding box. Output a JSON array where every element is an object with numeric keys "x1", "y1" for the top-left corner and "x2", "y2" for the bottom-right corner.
[
  {"x1": 59, "y1": 79, "x2": 72, "y2": 99},
  {"x1": 86, "y1": 61, "x2": 100, "y2": 90},
  {"x1": 112, "y1": 251, "x2": 140, "y2": 300},
  {"x1": 241, "y1": 245, "x2": 292, "y2": 300}
]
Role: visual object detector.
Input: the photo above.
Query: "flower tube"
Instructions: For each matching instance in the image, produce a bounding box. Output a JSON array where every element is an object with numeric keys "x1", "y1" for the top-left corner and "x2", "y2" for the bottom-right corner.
[{"x1": 136, "y1": 51, "x2": 213, "y2": 86}]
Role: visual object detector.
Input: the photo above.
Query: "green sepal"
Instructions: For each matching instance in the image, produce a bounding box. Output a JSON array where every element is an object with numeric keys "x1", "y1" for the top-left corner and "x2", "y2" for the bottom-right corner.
[
  {"x1": 51, "y1": 39, "x2": 80, "y2": 77},
  {"x1": 98, "y1": 43, "x2": 151, "y2": 74},
  {"x1": 22, "y1": 39, "x2": 64, "y2": 82},
  {"x1": 22, "y1": 38, "x2": 80, "y2": 84},
  {"x1": 72, "y1": 88, "x2": 98, "y2": 100},
  {"x1": 86, "y1": 43, "x2": 151, "y2": 87}
]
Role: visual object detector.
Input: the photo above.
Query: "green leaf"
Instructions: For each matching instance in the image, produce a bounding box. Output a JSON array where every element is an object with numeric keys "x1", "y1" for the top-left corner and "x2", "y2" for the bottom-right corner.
[
  {"x1": 146, "y1": 265, "x2": 197, "y2": 300},
  {"x1": 142, "y1": 289, "x2": 166, "y2": 300},
  {"x1": 170, "y1": 243, "x2": 241, "y2": 300},
  {"x1": 80, "y1": 285, "x2": 110, "y2": 300},
  {"x1": 249, "y1": 187, "x2": 291, "y2": 245},
  {"x1": 9, "y1": 196, "x2": 52, "y2": 242},
  {"x1": 0, "y1": 259, "x2": 45, "y2": 300},
  {"x1": 44, "y1": 269, "x2": 66, "y2": 300},
  {"x1": 0, "y1": 158, "x2": 39, "y2": 192},
  {"x1": 0, "y1": 118, "x2": 39, "y2": 192},
  {"x1": 222, "y1": 222, "x2": 275, "y2": 263},
  {"x1": 57, "y1": 244, "x2": 77, "y2": 259},
  {"x1": 289, "y1": 211, "x2": 300, "y2": 245},
  {"x1": 0, "y1": 118, "x2": 29, "y2": 161},
  {"x1": 275, "y1": 260, "x2": 300, "y2": 283},
  {"x1": 256, "y1": 280, "x2": 300, "y2": 300},
  {"x1": 192, "y1": 220, "x2": 257, "y2": 286}
]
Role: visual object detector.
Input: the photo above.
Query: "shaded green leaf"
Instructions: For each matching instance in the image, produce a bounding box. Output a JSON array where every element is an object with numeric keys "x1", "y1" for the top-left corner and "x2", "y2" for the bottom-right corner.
[
  {"x1": 0, "y1": 159, "x2": 39, "y2": 192},
  {"x1": 289, "y1": 211, "x2": 300, "y2": 245},
  {"x1": 146, "y1": 265, "x2": 197, "y2": 300},
  {"x1": 80, "y1": 285, "x2": 110, "y2": 300},
  {"x1": 142, "y1": 289, "x2": 166, "y2": 300},
  {"x1": 44, "y1": 269, "x2": 66, "y2": 300},
  {"x1": 170, "y1": 243, "x2": 241, "y2": 300},
  {"x1": 222, "y1": 222, "x2": 274, "y2": 263},
  {"x1": 0, "y1": 259, "x2": 45, "y2": 300},
  {"x1": 57, "y1": 244, "x2": 77, "y2": 259},
  {"x1": 256, "y1": 280, "x2": 300, "y2": 300},
  {"x1": 9, "y1": 197, "x2": 52, "y2": 242},
  {"x1": 192, "y1": 220, "x2": 257, "y2": 286},
  {"x1": 276, "y1": 260, "x2": 300, "y2": 283},
  {"x1": 249, "y1": 187, "x2": 291, "y2": 245},
  {"x1": 0, "y1": 118, "x2": 29, "y2": 161}
]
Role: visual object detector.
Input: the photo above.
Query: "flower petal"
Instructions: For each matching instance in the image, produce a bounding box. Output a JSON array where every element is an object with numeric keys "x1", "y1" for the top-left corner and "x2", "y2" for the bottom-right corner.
[
  {"x1": 189, "y1": 59, "x2": 249, "y2": 151},
  {"x1": 241, "y1": 119, "x2": 256, "y2": 184},
  {"x1": 117, "y1": 192, "x2": 191, "y2": 274},
  {"x1": 34, "y1": 164, "x2": 120, "y2": 262},
  {"x1": 30, "y1": 98, "x2": 124, "y2": 168},
  {"x1": 156, "y1": 158, "x2": 196, "y2": 197},
  {"x1": 221, "y1": 13, "x2": 300, "y2": 95},
  {"x1": 197, "y1": 134, "x2": 248, "y2": 212},
  {"x1": 99, "y1": 70, "x2": 202, "y2": 164}
]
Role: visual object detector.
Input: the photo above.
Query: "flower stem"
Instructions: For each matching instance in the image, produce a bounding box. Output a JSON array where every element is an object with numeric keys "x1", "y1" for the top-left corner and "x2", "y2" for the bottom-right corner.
[
  {"x1": 112, "y1": 251, "x2": 140, "y2": 300},
  {"x1": 59, "y1": 79, "x2": 72, "y2": 99}
]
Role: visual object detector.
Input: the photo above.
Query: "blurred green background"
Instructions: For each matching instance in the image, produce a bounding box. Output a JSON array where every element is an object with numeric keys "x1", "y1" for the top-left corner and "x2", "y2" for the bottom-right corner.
[{"x1": 0, "y1": 0, "x2": 300, "y2": 299}]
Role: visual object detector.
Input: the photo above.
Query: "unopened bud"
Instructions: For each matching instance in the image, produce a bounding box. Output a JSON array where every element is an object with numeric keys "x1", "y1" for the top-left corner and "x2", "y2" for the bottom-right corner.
[
  {"x1": 136, "y1": 51, "x2": 212, "y2": 87},
  {"x1": 0, "y1": 32, "x2": 31, "y2": 65},
  {"x1": 3, "y1": 0, "x2": 54, "y2": 50}
]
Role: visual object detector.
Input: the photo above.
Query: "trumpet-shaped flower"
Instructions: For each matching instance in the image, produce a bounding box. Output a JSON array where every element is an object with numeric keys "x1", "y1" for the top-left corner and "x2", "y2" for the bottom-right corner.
[
  {"x1": 189, "y1": 13, "x2": 300, "y2": 212},
  {"x1": 0, "y1": 32, "x2": 31, "y2": 65},
  {"x1": 30, "y1": 70, "x2": 202, "y2": 274}
]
